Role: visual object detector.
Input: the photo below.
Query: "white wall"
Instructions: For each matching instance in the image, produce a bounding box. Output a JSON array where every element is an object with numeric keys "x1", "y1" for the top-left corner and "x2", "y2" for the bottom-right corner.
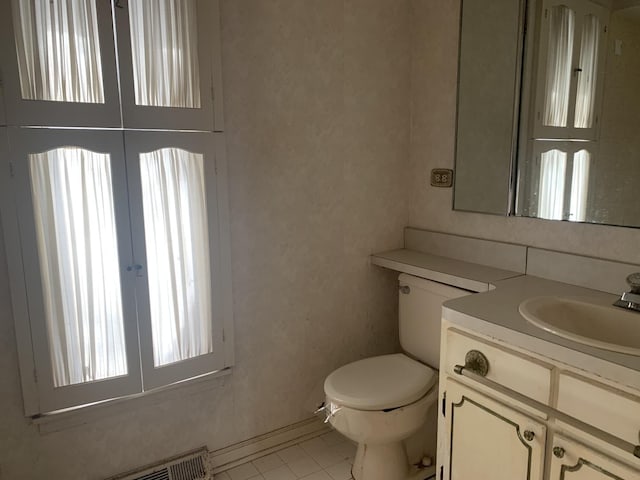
[
  {"x1": 0, "y1": 1, "x2": 411, "y2": 478},
  {"x1": 408, "y1": 0, "x2": 640, "y2": 264}
]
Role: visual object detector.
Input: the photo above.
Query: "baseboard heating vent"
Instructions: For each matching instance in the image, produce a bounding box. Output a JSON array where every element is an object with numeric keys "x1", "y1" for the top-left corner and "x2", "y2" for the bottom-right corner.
[{"x1": 105, "y1": 447, "x2": 210, "y2": 480}]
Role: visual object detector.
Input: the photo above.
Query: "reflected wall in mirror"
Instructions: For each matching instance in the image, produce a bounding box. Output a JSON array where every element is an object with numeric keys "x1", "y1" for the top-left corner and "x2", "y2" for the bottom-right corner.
[{"x1": 518, "y1": 0, "x2": 640, "y2": 227}]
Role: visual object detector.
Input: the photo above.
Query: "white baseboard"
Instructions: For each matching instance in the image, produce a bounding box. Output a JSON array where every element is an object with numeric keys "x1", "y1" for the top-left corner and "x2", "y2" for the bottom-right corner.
[{"x1": 209, "y1": 416, "x2": 331, "y2": 474}]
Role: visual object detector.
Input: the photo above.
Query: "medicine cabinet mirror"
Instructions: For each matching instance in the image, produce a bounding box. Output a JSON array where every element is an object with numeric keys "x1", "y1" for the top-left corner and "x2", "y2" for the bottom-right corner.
[{"x1": 454, "y1": 0, "x2": 640, "y2": 229}]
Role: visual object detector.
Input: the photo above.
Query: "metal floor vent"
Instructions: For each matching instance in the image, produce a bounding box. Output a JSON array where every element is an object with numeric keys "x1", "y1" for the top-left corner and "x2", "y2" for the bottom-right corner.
[{"x1": 106, "y1": 448, "x2": 210, "y2": 480}]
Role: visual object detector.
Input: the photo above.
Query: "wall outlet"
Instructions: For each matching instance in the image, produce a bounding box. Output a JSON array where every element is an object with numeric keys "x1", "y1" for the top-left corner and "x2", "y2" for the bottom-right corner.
[{"x1": 430, "y1": 168, "x2": 454, "y2": 188}]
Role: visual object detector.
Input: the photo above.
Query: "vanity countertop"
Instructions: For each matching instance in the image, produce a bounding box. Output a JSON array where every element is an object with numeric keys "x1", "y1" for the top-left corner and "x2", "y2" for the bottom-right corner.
[{"x1": 443, "y1": 274, "x2": 640, "y2": 389}]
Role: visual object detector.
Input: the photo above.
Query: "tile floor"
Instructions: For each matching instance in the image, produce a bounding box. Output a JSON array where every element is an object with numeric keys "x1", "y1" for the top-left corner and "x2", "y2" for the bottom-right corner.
[{"x1": 214, "y1": 431, "x2": 356, "y2": 480}]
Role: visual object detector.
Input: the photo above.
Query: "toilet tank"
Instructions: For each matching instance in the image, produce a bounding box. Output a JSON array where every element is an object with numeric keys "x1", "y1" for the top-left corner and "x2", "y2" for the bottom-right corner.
[{"x1": 398, "y1": 273, "x2": 471, "y2": 369}]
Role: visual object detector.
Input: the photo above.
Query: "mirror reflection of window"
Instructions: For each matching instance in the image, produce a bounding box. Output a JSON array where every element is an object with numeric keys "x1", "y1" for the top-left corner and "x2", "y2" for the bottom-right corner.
[
  {"x1": 536, "y1": 146, "x2": 591, "y2": 221},
  {"x1": 538, "y1": 149, "x2": 567, "y2": 220},
  {"x1": 543, "y1": 5, "x2": 575, "y2": 127},
  {"x1": 538, "y1": 1, "x2": 607, "y2": 135},
  {"x1": 569, "y1": 149, "x2": 590, "y2": 221},
  {"x1": 575, "y1": 15, "x2": 601, "y2": 128},
  {"x1": 528, "y1": 0, "x2": 608, "y2": 223}
]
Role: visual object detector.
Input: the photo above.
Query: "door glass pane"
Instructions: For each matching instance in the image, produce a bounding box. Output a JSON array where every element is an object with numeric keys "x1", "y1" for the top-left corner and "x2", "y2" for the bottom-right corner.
[
  {"x1": 129, "y1": 0, "x2": 201, "y2": 108},
  {"x1": 574, "y1": 15, "x2": 600, "y2": 128},
  {"x1": 569, "y1": 149, "x2": 590, "y2": 221},
  {"x1": 139, "y1": 148, "x2": 212, "y2": 367},
  {"x1": 538, "y1": 148, "x2": 567, "y2": 220},
  {"x1": 543, "y1": 5, "x2": 575, "y2": 127},
  {"x1": 30, "y1": 148, "x2": 126, "y2": 387},
  {"x1": 12, "y1": 0, "x2": 105, "y2": 103}
]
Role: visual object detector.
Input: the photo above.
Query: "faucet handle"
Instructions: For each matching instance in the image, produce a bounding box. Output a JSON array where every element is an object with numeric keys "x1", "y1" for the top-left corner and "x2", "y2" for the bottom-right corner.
[{"x1": 626, "y1": 273, "x2": 640, "y2": 293}]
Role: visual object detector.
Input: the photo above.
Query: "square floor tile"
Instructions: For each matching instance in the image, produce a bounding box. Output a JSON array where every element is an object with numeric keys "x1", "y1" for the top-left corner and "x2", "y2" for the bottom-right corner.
[
  {"x1": 227, "y1": 462, "x2": 260, "y2": 480},
  {"x1": 299, "y1": 437, "x2": 328, "y2": 455},
  {"x1": 287, "y1": 456, "x2": 323, "y2": 477},
  {"x1": 252, "y1": 453, "x2": 284, "y2": 474},
  {"x1": 325, "y1": 460, "x2": 352, "y2": 480},
  {"x1": 262, "y1": 465, "x2": 297, "y2": 480},
  {"x1": 306, "y1": 448, "x2": 345, "y2": 469},
  {"x1": 277, "y1": 445, "x2": 309, "y2": 464},
  {"x1": 299, "y1": 471, "x2": 333, "y2": 480}
]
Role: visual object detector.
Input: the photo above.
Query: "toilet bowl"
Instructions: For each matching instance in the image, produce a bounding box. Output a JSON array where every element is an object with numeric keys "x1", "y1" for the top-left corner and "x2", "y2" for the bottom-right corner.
[
  {"x1": 324, "y1": 353, "x2": 438, "y2": 480},
  {"x1": 322, "y1": 274, "x2": 471, "y2": 480}
]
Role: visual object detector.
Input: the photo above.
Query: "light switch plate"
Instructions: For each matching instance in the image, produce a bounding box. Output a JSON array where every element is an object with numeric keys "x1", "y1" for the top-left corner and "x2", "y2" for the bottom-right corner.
[{"x1": 430, "y1": 168, "x2": 454, "y2": 188}]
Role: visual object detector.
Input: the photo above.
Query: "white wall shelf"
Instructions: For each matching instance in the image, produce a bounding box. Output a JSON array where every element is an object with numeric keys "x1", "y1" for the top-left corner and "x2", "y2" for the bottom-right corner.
[{"x1": 370, "y1": 248, "x2": 523, "y2": 293}]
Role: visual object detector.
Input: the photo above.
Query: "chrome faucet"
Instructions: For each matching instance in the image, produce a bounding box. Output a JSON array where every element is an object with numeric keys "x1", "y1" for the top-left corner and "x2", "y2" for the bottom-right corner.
[{"x1": 613, "y1": 273, "x2": 640, "y2": 312}]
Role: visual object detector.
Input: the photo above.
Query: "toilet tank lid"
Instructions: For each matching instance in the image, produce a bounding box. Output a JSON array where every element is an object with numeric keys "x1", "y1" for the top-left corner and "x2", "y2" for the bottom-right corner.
[{"x1": 324, "y1": 354, "x2": 437, "y2": 411}]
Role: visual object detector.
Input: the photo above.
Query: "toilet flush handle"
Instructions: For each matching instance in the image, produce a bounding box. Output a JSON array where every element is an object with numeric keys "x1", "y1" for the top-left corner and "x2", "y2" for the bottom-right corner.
[{"x1": 399, "y1": 285, "x2": 411, "y2": 294}]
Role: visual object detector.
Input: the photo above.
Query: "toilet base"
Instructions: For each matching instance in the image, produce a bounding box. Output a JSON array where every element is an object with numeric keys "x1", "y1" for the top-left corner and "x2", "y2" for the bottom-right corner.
[
  {"x1": 351, "y1": 441, "x2": 436, "y2": 480},
  {"x1": 352, "y1": 441, "x2": 408, "y2": 480}
]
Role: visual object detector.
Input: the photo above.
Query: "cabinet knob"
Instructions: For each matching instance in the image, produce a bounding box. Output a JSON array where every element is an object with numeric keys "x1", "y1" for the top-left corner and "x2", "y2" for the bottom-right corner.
[
  {"x1": 523, "y1": 430, "x2": 535, "y2": 441},
  {"x1": 553, "y1": 446, "x2": 565, "y2": 458},
  {"x1": 454, "y1": 350, "x2": 490, "y2": 377}
]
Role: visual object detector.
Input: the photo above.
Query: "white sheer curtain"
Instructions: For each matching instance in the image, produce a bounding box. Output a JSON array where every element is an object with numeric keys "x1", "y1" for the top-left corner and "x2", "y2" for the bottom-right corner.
[
  {"x1": 538, "y1": 149, "x2": 567, "y2": 220},
  {"x1": 543, "y1": 5, "x2": 575, "y2": 127},
  {"x1": 128, "y1": 0, "x2": 201, "y2": 108},
  {"x1": 12, "y1": 0, "x2": 104, "y2": 103},
  {"x1": 139, "y1": 148, "x2": 212, "y2": 367},
  {"x1": 30, "y1": 148, "x2": 126, "y2": 387},
  {"x1": 574, "y1": 15, "x2": 600, "y2": 128},
  {"x1": 569, "y1": 149, "x2": 590, "y2": 221}
]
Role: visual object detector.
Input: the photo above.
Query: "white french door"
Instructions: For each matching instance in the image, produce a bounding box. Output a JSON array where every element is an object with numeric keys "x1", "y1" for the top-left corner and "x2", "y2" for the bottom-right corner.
[
  {"x1": 124, "y1": 131, "x2": 225, "y2": 390},
  {"x1": 10, "y1": 128, "x2": 142, "y2": 413}
]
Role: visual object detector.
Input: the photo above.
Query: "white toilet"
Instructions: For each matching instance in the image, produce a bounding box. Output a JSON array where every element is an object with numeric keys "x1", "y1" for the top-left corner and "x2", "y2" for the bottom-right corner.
[{"x1": 323, "y1": 273, "x2": 470, "y2": 480}]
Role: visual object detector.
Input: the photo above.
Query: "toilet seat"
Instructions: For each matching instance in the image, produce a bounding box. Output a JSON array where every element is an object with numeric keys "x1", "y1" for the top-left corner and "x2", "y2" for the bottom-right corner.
[{"x1": 324, "y1": 353, "x2": 437, "y2": 411}]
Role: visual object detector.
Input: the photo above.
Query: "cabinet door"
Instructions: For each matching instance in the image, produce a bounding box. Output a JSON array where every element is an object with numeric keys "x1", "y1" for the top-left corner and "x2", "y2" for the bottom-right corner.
[
  {"x1": 443, "y1": 378, "x2": 546, "y2": 480},
  {"x1": 549, "y1": 435, "x2": 640, "y2": 480}
]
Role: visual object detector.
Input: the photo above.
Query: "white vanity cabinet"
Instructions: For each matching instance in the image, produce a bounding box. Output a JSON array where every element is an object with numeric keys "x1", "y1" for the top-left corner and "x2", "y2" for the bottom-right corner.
[
  {"x1": 444, "y1": 378, "x2": 546, "y2": 480},
  {"x1": 437, "y1": 323, "x2": 640, "y2": 480}
]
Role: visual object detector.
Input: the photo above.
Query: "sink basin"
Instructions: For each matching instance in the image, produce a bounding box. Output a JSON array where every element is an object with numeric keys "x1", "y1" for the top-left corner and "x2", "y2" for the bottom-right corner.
[{"x1": 519, "y1": 296, "x2": 640, "y2": 356}]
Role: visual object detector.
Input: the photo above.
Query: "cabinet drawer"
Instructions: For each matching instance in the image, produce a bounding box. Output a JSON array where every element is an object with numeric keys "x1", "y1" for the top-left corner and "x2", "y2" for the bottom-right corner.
[
  {"x1": 557, "y1": 373, "x2": 640, "y2": 446},
  {"x1": 444, "y1": 329, "x2": 552, "y2": 404},
  {"x1": 549, "y1": 433, "x2": 640, "y2": 479}
]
